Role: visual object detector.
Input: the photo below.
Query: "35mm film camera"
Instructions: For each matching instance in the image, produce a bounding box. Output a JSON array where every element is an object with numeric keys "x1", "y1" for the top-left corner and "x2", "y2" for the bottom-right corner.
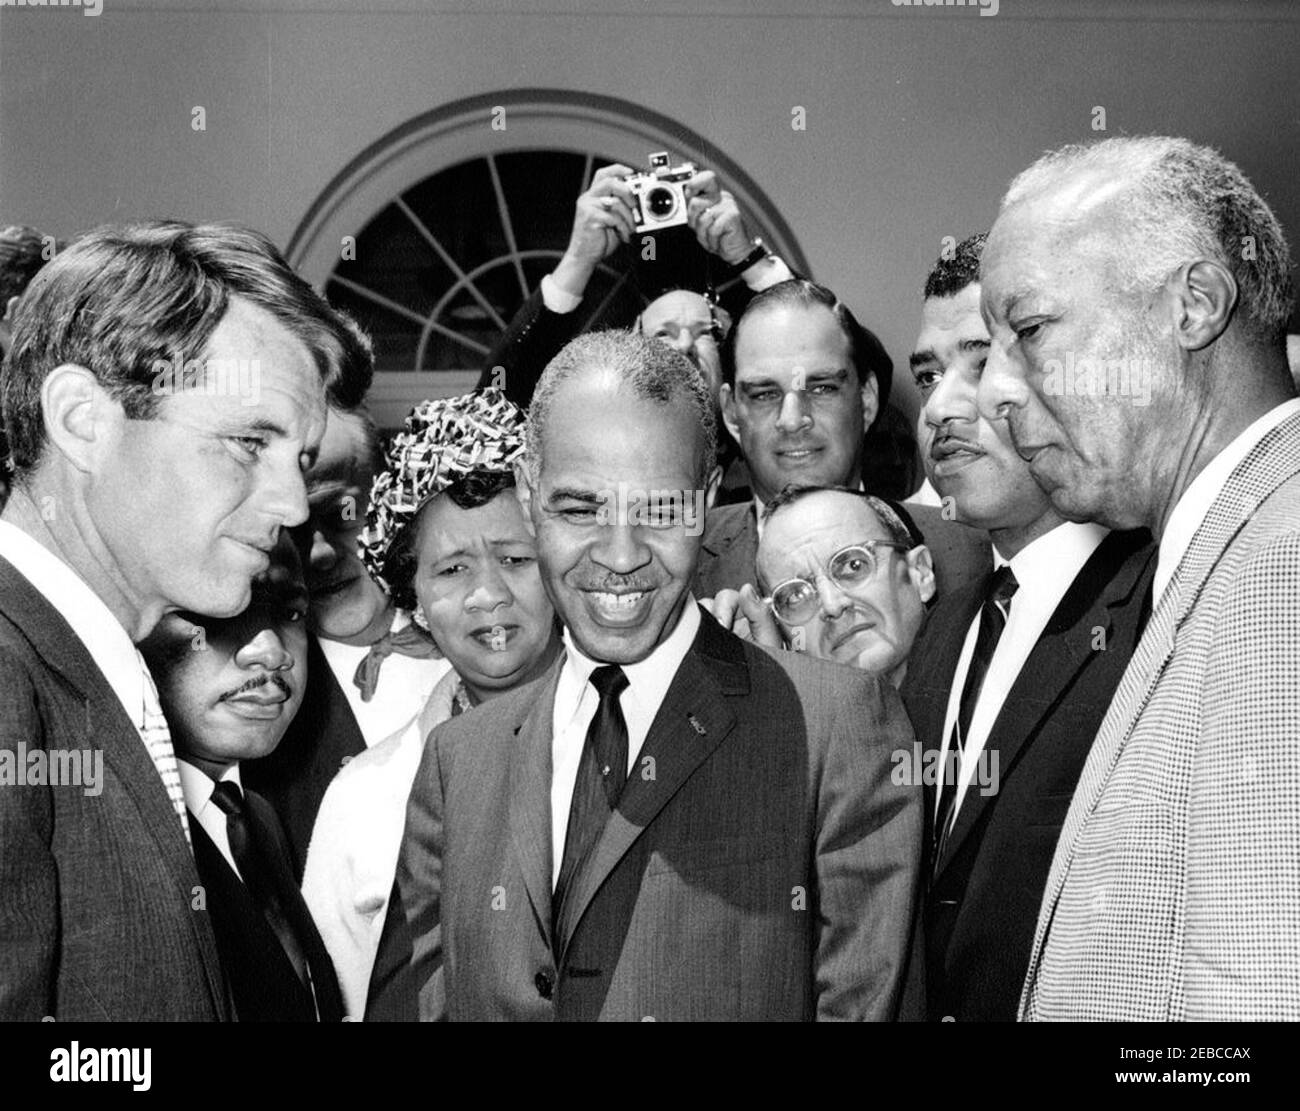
[{"x1": 627, "y1": 152, "x2": 697, "y2": 233}]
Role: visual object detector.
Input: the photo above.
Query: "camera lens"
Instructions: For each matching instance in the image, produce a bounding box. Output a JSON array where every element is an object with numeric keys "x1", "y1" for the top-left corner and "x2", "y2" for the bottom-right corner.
[{"x1": 646, "y1": 187, "x2": 677, "y2": 219}]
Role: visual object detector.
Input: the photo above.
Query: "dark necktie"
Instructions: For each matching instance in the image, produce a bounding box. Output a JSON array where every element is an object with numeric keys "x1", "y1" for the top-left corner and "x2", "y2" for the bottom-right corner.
[
  {"x1": 352, "y1": 623, "x2": 439, "y2": 702},
  {"x1": 553, "y1": 665, "x2": 630, "y2": 934},
  {"x1": 211, "y1": 780, "x2": 313, "y2": 991},
  {"x1": 932, "y1": 565, "x2": 1019, "y2": 874}
]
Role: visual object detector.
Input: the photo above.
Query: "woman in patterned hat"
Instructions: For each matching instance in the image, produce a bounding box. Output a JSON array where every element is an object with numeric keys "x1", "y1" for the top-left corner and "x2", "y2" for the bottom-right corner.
[{"x1": 302, "y1": 388, "x2": 561, "y2": 1018}]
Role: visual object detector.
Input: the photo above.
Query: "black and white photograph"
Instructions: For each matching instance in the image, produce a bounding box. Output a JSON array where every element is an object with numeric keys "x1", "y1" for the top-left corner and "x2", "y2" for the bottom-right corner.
[{"x1": 0, "y1": 0, "x2": 1296, "y2": 1090}]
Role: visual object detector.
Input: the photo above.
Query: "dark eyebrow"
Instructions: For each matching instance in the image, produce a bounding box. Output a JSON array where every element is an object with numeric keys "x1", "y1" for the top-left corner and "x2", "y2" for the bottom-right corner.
[
  {"x1": 959, "y1": 338, "x2": 991, "y2": 353},
  {"x1": 805, "y1": 368, "x2": 849, "y2": 382},
  {"x1": 546, "y1": 488, "x2": 604, "y2": 506},
  {"x1": 909, "y1": 349, "x2": 938, "y2": 369},
  {"x1": 244, "y1": 417, "x2": 290, "y2": 438}
]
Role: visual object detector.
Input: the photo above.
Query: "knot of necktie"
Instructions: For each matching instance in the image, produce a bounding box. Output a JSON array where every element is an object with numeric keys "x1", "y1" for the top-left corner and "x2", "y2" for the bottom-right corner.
[
  {"x1": 352, "y1": 623, "x2": 440, "y2": 702},
  {"x1": 989, "y1": 564, "x2": 1020, "y2": 614},
  {"x1": 589, "y1": 664, "x2": 629, "y2": 704},
  {"x1": 210, "y1": 778, "x2": 246, "y2": 819}
]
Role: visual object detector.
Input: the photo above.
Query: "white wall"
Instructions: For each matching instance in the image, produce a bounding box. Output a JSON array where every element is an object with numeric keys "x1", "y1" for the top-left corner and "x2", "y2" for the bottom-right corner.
[{"x1": 2, "y1": 0, "x2": 1296, "y2": 418}]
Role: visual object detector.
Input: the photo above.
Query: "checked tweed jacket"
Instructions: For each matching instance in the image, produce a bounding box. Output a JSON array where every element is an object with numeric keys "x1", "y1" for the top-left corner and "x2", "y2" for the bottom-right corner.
[{"x1": 1020, "y1": 408, "x2": 1300, "y2": 1021}]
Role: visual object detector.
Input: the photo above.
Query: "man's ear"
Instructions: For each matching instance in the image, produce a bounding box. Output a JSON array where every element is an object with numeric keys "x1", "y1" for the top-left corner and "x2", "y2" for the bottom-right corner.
[
  {"x1": 906, "y1": 544, "x2": 936, "y2": 605},
  {"x1": 859, "y1": 371, "x2": 880, "y2": 431},
  {"x1": 719, "y1": 383, "x2": 742, "y2": 444},
  {"x1": 1169, "y1": 258, "x2": 1238, "y2": 352},
  {"x1": 41, "y1": 363, "x2": 115, "y2": 474}
]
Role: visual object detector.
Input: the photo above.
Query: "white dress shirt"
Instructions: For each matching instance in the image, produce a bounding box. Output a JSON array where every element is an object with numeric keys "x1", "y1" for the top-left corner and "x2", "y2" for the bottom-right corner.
[
  {"x1": 1154, "y1": 397, "x2": 1300, "y2": 604},
  {"x1": 301, "y1": 666, "x2": 465, "y2": 1020},
  {"x1": 178, "y1": 760, "x2": 244, "y2": 879},
  {"x1": 317, "y1": 609, "x2": 451, "y2": 749},
  {"x1": 936, "y1": 521, "x2": 1109, "y2": 821},
  {"x1": 550, "y1": 600, "x2": 701, "y2": 889},
  {"x1": 0, "y1": 520, "x2": 187, "y2": 835}
]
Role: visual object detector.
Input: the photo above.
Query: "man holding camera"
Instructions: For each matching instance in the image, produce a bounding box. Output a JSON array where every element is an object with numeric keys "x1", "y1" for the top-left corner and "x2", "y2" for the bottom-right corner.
[{"x1": 477, "y1": 158, "x2": 793, "y2": 412}]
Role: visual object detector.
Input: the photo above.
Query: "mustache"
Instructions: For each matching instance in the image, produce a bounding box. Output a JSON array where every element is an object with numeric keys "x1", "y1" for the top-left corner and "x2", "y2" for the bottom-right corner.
[
  {"x1": 930, "y1": 431, "x2": 985, "y2": 458},
  {"x1": 220, "y1": 673, "x2": 292, "y2": 701}
]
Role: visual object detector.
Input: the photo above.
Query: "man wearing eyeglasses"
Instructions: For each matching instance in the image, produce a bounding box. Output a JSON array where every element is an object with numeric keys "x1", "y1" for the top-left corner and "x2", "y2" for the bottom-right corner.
[
  {"x1": 709, "y1": 486, "x2": 935, "y2": 688},
  {"x1": 695, "y1": 277, "x2": 989, "y2": 601}
]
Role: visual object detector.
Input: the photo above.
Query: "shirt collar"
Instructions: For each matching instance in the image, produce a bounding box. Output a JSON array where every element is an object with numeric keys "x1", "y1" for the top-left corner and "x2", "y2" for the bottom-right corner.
[
  {"x1": 1155, "y1": 398, "x2": 1300, "y2": 603},
  {"x1": 0, "y1": 519, "x2": 148, "y2": 729},
  {"x1": 177, "y1": 758, "x2": 242, "y2": 816},
  {"x1": 559, "y1": 597, "x2": 701, "y2": 719},
  {"x1": 1000, "y1": 520, "x2": 1109, "y2": 594}
]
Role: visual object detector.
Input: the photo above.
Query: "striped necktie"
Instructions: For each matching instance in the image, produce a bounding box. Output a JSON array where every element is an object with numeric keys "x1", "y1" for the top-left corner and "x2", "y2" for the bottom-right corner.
[{"x1": 136, "y1": 649, "x2": 192, "y2": 848}]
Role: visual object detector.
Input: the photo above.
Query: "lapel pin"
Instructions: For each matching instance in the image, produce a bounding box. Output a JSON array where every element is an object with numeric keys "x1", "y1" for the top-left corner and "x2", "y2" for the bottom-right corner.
[{"x1": 687, "y1": 714, "x2": 707, "y2": 736}]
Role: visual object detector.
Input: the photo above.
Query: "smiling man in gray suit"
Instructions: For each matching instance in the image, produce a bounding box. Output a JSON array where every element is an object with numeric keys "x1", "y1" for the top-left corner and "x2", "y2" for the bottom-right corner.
[
  {"x1": 0, "y1": 222, "x2": 349, "y2": 1020},
  {"x1": 368, "y1": 330, "x2": 922, "y2": 1022},
  {"x1": 978, "y1": 136, "x2": 1300, "y2": 1020}
]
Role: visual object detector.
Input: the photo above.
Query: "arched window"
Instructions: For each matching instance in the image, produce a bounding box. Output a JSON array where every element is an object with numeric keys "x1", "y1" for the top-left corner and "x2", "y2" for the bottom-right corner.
[{"x1": 288, "y1": 90, "x2": 806, "y2": 427}]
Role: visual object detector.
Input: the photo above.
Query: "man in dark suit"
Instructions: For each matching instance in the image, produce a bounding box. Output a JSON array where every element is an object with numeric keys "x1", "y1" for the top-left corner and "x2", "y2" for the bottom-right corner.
[
  {"x1": 141, "y1": 538, "x2": 343, "y2": 1022},
  {"x1": 369, "y1": 330, "x2": 921, "y2": 1021},
  {"x1": 899, "y1": 233, "x2": 1154, "y2": 1021},
  {"x1": 0, "y1": 221, "x2": 350, "y2": 1020},
  {"x1": 697, "y1": 278, "x2": 989, "y2": 600}
]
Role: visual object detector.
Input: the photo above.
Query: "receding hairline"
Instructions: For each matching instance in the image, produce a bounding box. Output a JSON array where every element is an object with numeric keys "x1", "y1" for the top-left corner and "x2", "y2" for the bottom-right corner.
[
  {"x1": 530, "y1": 362, "x2": 709, "y2": 457},
  {"x1": 756, "y1": 489, "x2": 895, "y2": 590}
]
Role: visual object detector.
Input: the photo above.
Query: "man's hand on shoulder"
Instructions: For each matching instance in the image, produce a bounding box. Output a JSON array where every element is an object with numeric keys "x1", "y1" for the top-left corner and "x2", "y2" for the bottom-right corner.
[{"x1": 700, "y1": 584, "x2": 782, "y2": 649}]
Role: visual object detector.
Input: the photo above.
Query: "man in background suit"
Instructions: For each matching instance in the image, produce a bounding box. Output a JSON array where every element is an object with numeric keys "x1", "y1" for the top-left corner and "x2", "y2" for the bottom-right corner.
[
  {"x1": 696, "y1": 278, "x2": 989, "y2": 600},
  {"x1": 369, "y1": 330, "x2": 921, "y2": 1021},
  {"x1": 245, "y1": 357, "x2": 451, "y2": 877},
  {"x1": 977, "y1": 136, "x2": 1300, "y2": 1020},
  {"x1": 899, "y1": 234, "x2": 1155, "y2": 1021},
  {"x1": 0, "y1": 221, "x2": 347, "y2": 1020},
  {"x1": 142, "y1": 537, "x2": 343, "y2": 1022}
]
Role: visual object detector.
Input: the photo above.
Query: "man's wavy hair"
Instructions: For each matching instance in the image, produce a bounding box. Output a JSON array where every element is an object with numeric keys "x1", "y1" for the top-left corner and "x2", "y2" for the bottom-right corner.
[
  {"x1": 1, "y1": 220, "x2": 367, "y2": 480},
  {"x1": 720, "y1": 278, "x2": 894, "y2": 415}
]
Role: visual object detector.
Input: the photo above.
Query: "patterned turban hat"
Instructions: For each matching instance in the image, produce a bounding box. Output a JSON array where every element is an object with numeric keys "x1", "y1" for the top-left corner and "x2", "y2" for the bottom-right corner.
[{"x1": 359, "y1": 388, "x2": 526, "y2": 600}]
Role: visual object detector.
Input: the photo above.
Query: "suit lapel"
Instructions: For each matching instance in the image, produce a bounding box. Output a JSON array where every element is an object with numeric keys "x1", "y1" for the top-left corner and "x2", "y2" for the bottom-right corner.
[
  {"x1": 555, "y1": 610, "x2": 745, "y2": 957},
  {"x1": 509, "y1": 660, "x2": 562, "y2": 953},
  {"x1": 936, "y1": 531, "x2": 1154, "y2": 875},
  {"x1": 1024, "y1": 410, "x2": 1300, "y2": 1005},
  {"x1": 0, "y1": 558, "x2": 230, "y2": 1019}
]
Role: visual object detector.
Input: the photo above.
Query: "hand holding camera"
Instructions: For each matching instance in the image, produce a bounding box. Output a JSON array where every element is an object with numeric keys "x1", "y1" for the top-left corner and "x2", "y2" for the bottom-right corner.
[{"x1": 551, "y1": 154, "x2": 764, "y2": 302}]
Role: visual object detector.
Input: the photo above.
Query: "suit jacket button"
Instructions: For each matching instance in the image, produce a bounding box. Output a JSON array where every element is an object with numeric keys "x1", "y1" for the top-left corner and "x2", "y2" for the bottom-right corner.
[{"x1": 535, "y1": 971, "x2": 554, "y2": 1000}]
